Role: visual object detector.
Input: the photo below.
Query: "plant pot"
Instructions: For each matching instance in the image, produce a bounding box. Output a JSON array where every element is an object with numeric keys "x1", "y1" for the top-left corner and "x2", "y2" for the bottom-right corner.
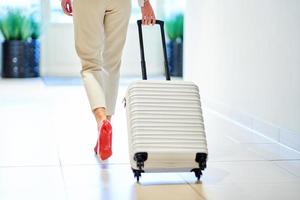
[
  {"x1": 167, "y1": 38, "x2": 183, "y2": 77},
  {"x1": 27, "y1": 39, "x2": 40, "y2": 77},
  {"x1": 2, "y1": 40, "x2": 28, "y2": 78},
  {"x1": 2, "y1": 40, "x2": 40, "y2": 78}
]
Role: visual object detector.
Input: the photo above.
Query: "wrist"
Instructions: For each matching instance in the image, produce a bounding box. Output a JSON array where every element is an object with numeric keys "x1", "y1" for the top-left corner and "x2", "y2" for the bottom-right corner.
[{"x1": 138, "y1": 0, "x2": 149, "y2": 7}]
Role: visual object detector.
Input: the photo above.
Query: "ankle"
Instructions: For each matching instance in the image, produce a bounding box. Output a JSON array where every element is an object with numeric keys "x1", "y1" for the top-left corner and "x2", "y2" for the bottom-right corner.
[{"x1": 93, "y1": 107, "x2": 107, "y2": 124}]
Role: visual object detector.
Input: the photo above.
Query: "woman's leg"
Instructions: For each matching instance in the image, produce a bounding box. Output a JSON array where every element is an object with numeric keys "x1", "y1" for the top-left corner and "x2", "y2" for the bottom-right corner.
[
  {"x1": 94, "y1": 108, "x2": 107, "y2": 122},
  {"x1": 107, "y1": 115, "x2": 112, "y2": 122},
  {"x1": 72, "y1": 0, "x2": 108, "y2": 123},
  {"x1": 101, "y1": 0, "x2": 132, "y2": 117},
  {"x1": 72, "y1": 0, "x2": 130, "y2": 160}
]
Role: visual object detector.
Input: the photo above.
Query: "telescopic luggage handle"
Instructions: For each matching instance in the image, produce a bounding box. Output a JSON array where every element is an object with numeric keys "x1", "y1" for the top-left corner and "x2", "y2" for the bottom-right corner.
[{"x1": 137, "y1": 20, "x2": 171, "y2": 81}]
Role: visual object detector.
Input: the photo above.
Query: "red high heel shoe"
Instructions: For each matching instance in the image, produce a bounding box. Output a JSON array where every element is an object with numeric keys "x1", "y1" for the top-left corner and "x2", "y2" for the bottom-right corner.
[{"x1": 94, "y1": 120, "x2": 112, "y2": 160}]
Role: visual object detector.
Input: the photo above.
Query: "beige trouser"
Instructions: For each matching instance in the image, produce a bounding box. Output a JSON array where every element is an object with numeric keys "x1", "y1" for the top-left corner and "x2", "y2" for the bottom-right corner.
[{"x1": 72, "y1": 0, "x2": 131, "y2": 115}]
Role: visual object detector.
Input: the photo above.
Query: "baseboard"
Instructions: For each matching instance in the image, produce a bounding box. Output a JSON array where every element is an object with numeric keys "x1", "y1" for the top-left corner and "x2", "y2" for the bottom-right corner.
[{"x1": 202, "y1": 97, "x2": 300, "y2": 152}]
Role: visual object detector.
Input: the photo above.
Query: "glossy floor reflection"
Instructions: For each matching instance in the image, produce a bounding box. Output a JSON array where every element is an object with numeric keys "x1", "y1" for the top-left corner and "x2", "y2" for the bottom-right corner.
[{"x1": 0, "y1": 78, "x2": 300, "y2": 200}]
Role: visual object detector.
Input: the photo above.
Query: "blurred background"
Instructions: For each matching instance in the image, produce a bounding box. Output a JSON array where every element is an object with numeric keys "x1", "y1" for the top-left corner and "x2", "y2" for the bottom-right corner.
[{"x1": 0, "y1": 0, "x2": 185, "y2": 78}]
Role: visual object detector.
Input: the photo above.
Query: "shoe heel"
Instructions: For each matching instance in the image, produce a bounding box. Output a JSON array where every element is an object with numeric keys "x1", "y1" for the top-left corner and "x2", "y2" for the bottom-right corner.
[{"x1": 94, "y1": 141, "x2": 98, "y2": 155}]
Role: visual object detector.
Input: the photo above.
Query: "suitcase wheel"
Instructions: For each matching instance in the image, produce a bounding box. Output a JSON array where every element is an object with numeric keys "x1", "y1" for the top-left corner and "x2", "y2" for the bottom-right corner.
[
  {"x1": 132, "y1": 152, "x2": 148, "y2": 182},
  {"x1": 132, "y1": 168, "x2": 144, "y2": 182},
  {"x1": 191, "y1": 168, "x2": 203, "y2": 181},
  {"x1": 191, "y1": 152, "x2": 208, "y2": 181},
  {"x1": 195, "y1": 153, "x2": 207, "y2": 170}
]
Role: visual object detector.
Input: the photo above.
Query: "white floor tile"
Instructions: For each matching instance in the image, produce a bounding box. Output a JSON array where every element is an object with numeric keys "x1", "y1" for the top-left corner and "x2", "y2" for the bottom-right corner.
[
  {"x1": 188, "y1": 183, "x2": 250, "y2": 200},
  {"x1": 62, "y1": 164, "x2": 202, "y2": 200},
  {"x1": 0, "y1": 166, "x2": 66, "y2": 200},
  {"x1": 275, "y1": 160, "x2": 300, "y2": 177},
  {"x1": 0, "y1": 102, "x2": 59, "y2": 167},
  {"x1": 245, "y1": 143, "x2": 300, "y2": 160},
  {"x1": 238, "y1": 181, "x2": 300, "y2": 200},
  {"x1": 181, "y1": 161, "x2": 300, "y2": 185}
]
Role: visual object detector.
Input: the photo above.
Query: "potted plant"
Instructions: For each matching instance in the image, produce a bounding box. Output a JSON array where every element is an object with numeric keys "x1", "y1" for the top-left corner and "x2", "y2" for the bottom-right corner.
[
  {"x1": 0, "y1": 9, "x2": 40, "y2": 78},
  {"x1": 165, "y1": 13, "x2": 184, "y2": 77},
  {"x1": 27, "y1": 15, "x2": 41, "y2": 77}
]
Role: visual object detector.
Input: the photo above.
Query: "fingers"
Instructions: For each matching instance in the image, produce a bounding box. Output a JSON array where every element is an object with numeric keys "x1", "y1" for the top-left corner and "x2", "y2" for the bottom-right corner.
[
  {"x1": 61, "y1": 2, "x2": 68, "y2": 16},
  {"x1": 151, "y1": 13, "x2": 156, "y2": 25},
  {"x1": 142, "y1": 14, "x2": 146, "y2": 25},
  {"x1": 142, "y1": 13, "x2": 149, "y2": 25},
  {"x1": 61, "y1": 0, "x2": 72, "y2": 16},
  {"x1": 148, "y1": 14, "x2": 156, "y2": 25},
  {"x1": 142, "y1": 12, "x2": 156, "y2": 25},
  {"x1": 142, "y1": 16, "x2": 150, "y2": 25},
  {"x1": 67, "y1": 2, "x2": 73, "y2": 15},
  {"x1": 146, "y1": 15, "x2": 151, "y2": 25}
]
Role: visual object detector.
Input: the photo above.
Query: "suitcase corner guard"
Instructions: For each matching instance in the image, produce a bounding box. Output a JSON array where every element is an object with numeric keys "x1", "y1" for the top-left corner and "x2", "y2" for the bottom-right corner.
[
  {"x1": 191, "y1": 152, "x2": 208, "y2": 181},
  {"x1": 132, "y1": 152, "x2": 148, "y2": 182}
]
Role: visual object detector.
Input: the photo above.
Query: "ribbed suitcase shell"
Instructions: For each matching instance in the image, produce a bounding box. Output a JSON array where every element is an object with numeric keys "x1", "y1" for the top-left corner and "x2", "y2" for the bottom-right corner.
[{"x1": 125, "y1": 80, "x2": 208, "y2": 172}]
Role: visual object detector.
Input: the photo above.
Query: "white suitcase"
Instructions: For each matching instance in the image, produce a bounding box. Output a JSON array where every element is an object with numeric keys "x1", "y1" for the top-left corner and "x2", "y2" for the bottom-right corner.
[{"x1": 124, "y1": 20, "x2": 208, "y2": 182}]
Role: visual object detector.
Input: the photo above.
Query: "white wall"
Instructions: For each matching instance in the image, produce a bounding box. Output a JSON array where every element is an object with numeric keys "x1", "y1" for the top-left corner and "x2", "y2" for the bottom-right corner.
[
  {"x1": 41, "y1": 23, "x2": 164, "y2": 77},
  {"x1": 185, "y1": 0, "x2": 300, "y2": 140},
  {"x1": 41, "y1": 23, "x2": 80, "y2": 76}
]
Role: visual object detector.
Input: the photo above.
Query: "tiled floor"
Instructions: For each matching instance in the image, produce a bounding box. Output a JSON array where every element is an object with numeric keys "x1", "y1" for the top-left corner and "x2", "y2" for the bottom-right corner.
[{"x1": 0, "y1": 77, "x2": 300, "y2": 200}]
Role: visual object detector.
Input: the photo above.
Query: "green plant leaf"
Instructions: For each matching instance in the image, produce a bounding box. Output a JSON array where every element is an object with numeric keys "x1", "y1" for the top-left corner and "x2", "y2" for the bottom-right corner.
[
  {"x1": 165, "y1": 13, "x2": 184, "y2": 41},
  {"x1": 30, "y1": 16, "x2": 40, "y2": 39},
  {"x1": 20, "y1": 17, "x2": 31, "y2": 40},
  {"x1": 0, "y1": 9, "x2": 32, "y2": 41},
  {"x1": 0, "y1": 18, "x2": 10, "y2": 40}
]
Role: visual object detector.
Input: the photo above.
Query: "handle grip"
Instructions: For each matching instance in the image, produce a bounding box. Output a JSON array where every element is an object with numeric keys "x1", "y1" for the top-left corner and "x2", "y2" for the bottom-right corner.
[{"x1": 137, "y1": 20, "x2": 171, "y2": 81}]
